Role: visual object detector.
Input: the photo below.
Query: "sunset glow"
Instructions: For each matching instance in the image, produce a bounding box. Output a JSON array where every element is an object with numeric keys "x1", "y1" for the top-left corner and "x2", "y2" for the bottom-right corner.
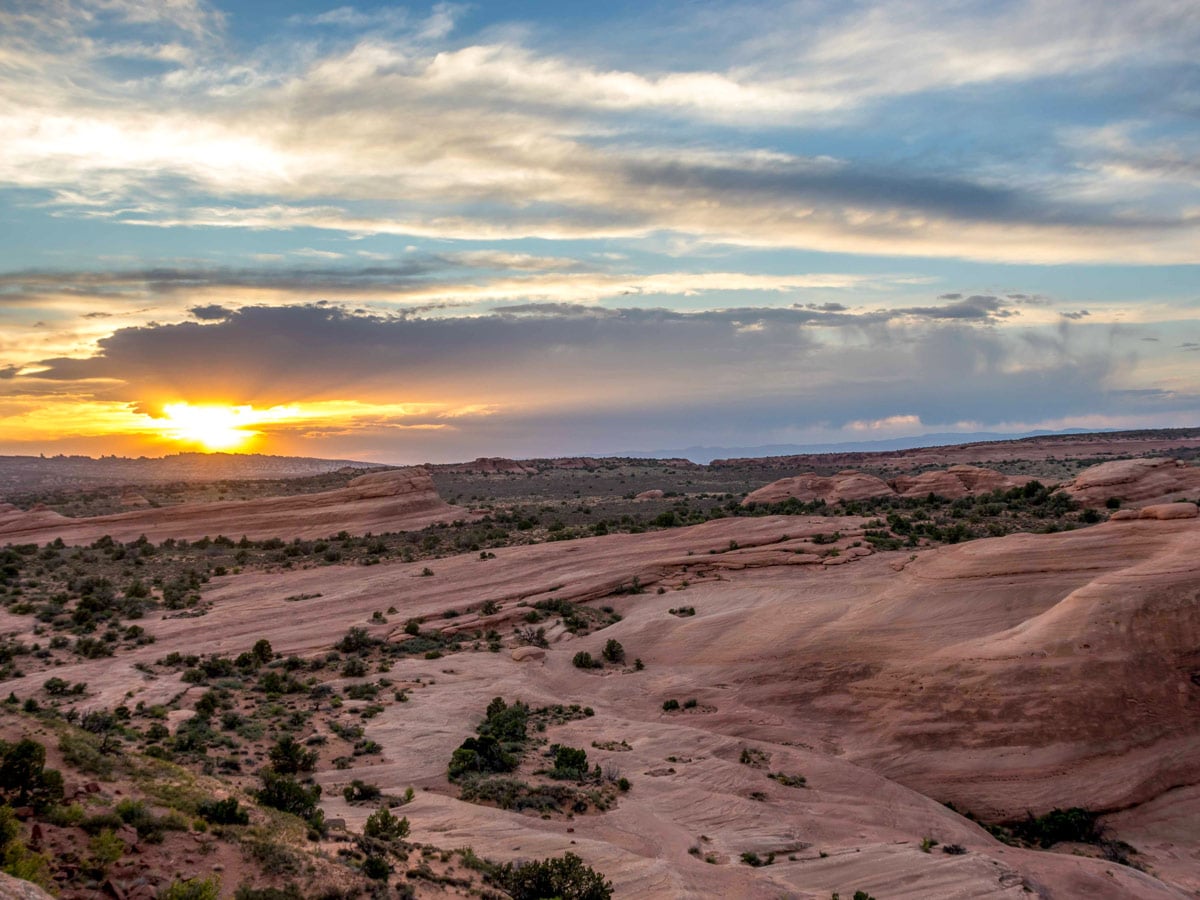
[
  {"x1": 158, "y1": 403, "x2": 262, "y2": 451},
  {"x1": 0, "y1": 0, "x2": 1196, "y2": 462}
]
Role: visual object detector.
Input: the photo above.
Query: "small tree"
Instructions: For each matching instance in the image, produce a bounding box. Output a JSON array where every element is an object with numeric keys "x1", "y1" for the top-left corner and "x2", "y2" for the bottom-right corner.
[
  {"x1": 601, "y1": 639, "x2": 624, "y2": 664},
  {"x1": 268, "y1": 736, "x2": 318, "y2": 775},
  {"x1": 256, "y1": 771, "x2": 321, "y2": 821},
  {"x1": 251, "y1": 639, "x2": 274, "y2": 664},
  {"x1": 551, "y1": 745, "x2": 588, "y2": 780},
  {"x1": 363, "y1": 806, "x2": 410, "y2": 842}
]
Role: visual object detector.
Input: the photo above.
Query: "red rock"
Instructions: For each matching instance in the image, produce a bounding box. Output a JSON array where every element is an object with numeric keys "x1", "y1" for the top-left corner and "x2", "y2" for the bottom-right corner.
[
  {"x1": 1062, "y1": 458, "x2": 1200, "y2": 508},
  {"x1": 891, "y1": 465, "x2": 1035, "y2": 499},
  {"x1": 744, "y1": 471, "x2": 894, "y2": 505},
  {"x1": 1138, "y1": 502, "x2": 1199, "y2": 520}
]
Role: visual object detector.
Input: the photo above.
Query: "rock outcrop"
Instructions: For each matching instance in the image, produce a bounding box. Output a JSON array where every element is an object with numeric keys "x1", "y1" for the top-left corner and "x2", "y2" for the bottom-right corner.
[
  {"x1": 744, "y1": 464, "x2": 1037, "y2": 506},
  {"x1": 0, "y1": 467, "x2": 464, "y2": 544},
  {"x1": 743, "y1": 470, "x2": 895, "y2": 505},
  {"x1": 438, "y1": 457, "x2": 538, "y2": 475},
  {"x1": 891, "y1": 464, "x2": 1038, "y2": 498},
  {"x1": 1061, "y1": 457, "x2": 1200, "y2": 508},
  {"x1": 1111, "y1": 501, "x2": 1199, "y2": 521},
  {"x1": 0, "y1": 873, "x2": 55, "y2": 900}
]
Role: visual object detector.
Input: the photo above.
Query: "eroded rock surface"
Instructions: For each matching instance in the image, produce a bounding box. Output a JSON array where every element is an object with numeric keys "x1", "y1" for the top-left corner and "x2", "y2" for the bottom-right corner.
[
  {"x1": 1061, "y1": 457, "x2": 1200, "y2": 508},
  {"x1": 0, "y1": 467, "x2": 461, "y2": 543}
]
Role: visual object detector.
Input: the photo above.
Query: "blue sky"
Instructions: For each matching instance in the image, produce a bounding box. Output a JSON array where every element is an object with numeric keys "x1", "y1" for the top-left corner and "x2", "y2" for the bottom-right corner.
[{"x1": 0, "y1": 0, "x2": 1198, "y2": 462}]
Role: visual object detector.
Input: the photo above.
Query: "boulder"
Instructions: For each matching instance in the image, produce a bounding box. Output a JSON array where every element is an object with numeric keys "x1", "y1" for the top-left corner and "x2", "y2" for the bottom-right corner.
[
  {"x1": 1138, "y1": 502, "x2": 1199, "y2": 520},
  {"x1": 511, "y1": 647, "x2": 546, "y2": 662}
]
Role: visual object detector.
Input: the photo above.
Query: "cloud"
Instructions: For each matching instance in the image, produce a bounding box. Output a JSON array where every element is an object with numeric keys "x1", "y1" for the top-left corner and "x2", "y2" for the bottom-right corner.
[
  {"x1": 895, "y1": 295, "x2": 1014, "y2": 321},
  {"x1": 0, "y1": 262, "x2": 891, "y2": 325},
  {"x1": 15, "y1": 299, "x2": 1146, "y2": 431},
  {"x1": 2, "y1": 1, "x2": 1198, "y2": 264},
  {"x1": 188, "y1": 303, "x2": 231, "y2": 320}
]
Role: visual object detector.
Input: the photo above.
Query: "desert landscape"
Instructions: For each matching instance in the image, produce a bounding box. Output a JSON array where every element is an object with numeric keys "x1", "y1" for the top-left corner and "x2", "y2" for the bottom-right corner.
[
  {"x1": 0, "y1": 432, "x2": 1198, "y2": 898},
  {"x1": 4, "y1": 3, "x2": 1199, "y2": 897}
]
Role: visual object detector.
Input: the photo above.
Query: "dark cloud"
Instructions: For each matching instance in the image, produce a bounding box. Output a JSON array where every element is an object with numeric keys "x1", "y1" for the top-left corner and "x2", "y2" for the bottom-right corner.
[
  {"x1": 1061, "y1": 310, "x2": 1090, "y2": 320},
  {"x1": 0, "y1": 365, "x2": 19, "y2": 379},
  {"x1": 189, "y1": 304, "x2": 232, "y2": 320},
  {"x1": 82, "y1": 311, "x2": 113, "y2": 319},
  {"x1": 938, "y1": 293, "x2": 963, "y2": 300},
  {"x1": 15, "y1": 299, "x2": 1145, "y2": 460},
  {"x1": 895, "y1": 295, "x2": 1013, "y2": 320}
]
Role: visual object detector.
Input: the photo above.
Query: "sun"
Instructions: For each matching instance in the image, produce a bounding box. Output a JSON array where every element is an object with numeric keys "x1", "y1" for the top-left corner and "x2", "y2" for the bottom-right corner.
[{"x1": 160, "y1": 403, "x2": 256, "y2": 451}]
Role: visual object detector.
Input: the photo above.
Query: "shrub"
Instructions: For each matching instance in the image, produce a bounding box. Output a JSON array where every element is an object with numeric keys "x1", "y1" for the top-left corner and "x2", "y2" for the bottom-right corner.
[
  {"x1": 498, "y1": 852, "x2": 612, "y2": 900},
  {"x1": 197, "y1": 797, "x2": 249, "y2": 826},
  {"x1": 572, "y1": 651, "x2": 601, "y2": 670},
  {"x1": 268, "y1": 736, "x2": 318, "y2": 775},
  {"x1": 161, "y1": 876, "x2": 221, "y2": 900},
  {"x1": 88, "y1": 828, "x2": 125, "y2": 869},
  {"x1": 343, "y1": 780, "x2": 382, "y2": 804},
  {"x1": 662, "y1": 699, "x2": 680, "y2": 711},
  {"x1": 601, "y1": 640, "x2": 624, "y2": 664},
  {"x1": 256, "y1": 772, "x2": 321, "y2": 821},
  {"x1": 1011, "y1": 807, "x2": 1103, "y2": 848},
  {"x1": 550, "y1": 745, "x2": 589, "y2": 780},
  {"x1": 0, "y1": 739, "x2": 65, "y2": 809},
  {"x1": 363, "y1": 806, "x2": 409, "y2": 842}
]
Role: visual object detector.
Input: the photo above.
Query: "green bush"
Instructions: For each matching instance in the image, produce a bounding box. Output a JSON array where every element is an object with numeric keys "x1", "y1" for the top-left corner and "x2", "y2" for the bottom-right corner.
[
  {"x1": 268, "y1": 736, "x2": 318, "y2": 775},
  {"x1": 363, "y1": 806, "x2": 409, "y2": 842},
  {"x1": 342, "y1": 780, "x2": 382, "y2": 804},
  {"x1": 1011, "y1": 807, "x2": 1103, "y2": 847},
  {"x1": 0, "y1": 739, "x2": 65, "y2": 809},
  {"x1": 197, "y1": 797, "x2": 249, "y2": 825},
  {"x1": 551, "y1": 745, "x2": 588, "y2": 780},
  {"x1": 601, "y1": 640, "x2": 624, "y2": 664},
  {"x1": 362, "y1": 855, "x2": 390, "y2": 880},
  {"x1": 256, "y1": 772, "x2": 321, "y2": 821},
  {"x1": 497, "y1": 852, "x2": 612, "y2": 900},
  {"x1": 161, "y1": 875, "x2": 221, "y2": 900}
]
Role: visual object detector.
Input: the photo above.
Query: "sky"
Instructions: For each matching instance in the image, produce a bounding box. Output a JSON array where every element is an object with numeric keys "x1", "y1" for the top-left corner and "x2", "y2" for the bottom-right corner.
[{"x1": 1, "y1": 0, "x2": 1198, "y2": 463}]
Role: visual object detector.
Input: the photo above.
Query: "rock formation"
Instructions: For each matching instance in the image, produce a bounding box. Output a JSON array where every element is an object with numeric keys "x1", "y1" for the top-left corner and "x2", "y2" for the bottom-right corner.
[
  {"x1": 891, "y1": 464, "x2": 1038, "y2": 498},
  {"x1": 743, "y1": 470, "x2": 895, "y2": 505},
  {"x1": 1061, "y1": 457, "x2": 1200, "y2": 507},
  {"x1": 0, "y1": 467, "x2": 463, "y2": 544},
  {"x1": 744, "y1": 464, "x2": 1037, "y2": 506}
]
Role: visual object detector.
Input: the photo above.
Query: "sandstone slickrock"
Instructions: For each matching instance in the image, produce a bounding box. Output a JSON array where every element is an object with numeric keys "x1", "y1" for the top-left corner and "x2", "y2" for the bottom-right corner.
[
  {"x1": 13, "y1": 512, "x2": 1200, "y2": 897},
  {"x1": 1062, "y1": 457, "x2": 1200, "y2": 508},
  {"x1": 0, "y1": 873, "x2": 55, "y2": 900},
  {"x1": 745, "y1": 464, "x2": 1037, "y2": 506},
  {"x1": 0, "y1": 467, "x2": 463, "y2": 543},
  {"x1": 743, "y1": 470, "x2": 895, "y2": 505},
  {"x1": 890, "y1": 464, "x2": 1037, "y2": 498}
]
